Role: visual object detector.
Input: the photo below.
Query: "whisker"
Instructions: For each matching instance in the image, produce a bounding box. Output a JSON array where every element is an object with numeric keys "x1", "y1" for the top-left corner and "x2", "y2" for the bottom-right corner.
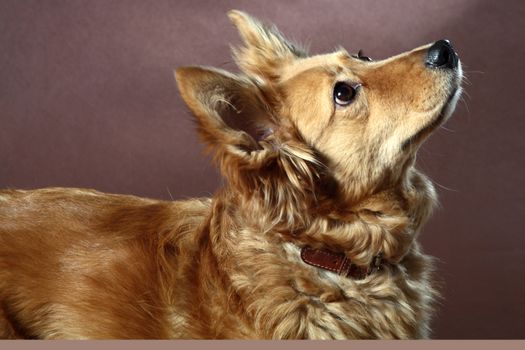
[
  {"x1": 439, "y1": 125, "x2": 456, "y2": 132},
  {"x1": 461, "y1": 78, "x2": 472, "y2": 86},
  {"x1": 459, "y1": 96, "x2": 471, "y2": 114},
  {"x1": 166, "y1": 187, "x2": 174, "y2": 201},
  {"x1": 432, "y1": 180, "x2": 459, "y2": 192},
  {"x1": 463, "y1": 70, "x2": 485, "y2": 75}
]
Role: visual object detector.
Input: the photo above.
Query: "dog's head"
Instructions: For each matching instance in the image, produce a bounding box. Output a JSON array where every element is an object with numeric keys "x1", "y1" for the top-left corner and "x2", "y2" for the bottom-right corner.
[{"x1": 175, "y1": 10, "x2": 462, "y2": 211}]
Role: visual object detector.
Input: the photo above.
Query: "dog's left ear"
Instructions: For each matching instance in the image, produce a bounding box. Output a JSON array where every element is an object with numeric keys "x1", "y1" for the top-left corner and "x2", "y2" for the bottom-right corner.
[
  {"x1": 175, "y1": 66, "x2": 276, "y2": 160},
  {"x1": 176, "y1": 66, "x2": 324, "y2": 200},
  {"x1": 228, "y1": 10, "x2": 307, "y2": 81}
]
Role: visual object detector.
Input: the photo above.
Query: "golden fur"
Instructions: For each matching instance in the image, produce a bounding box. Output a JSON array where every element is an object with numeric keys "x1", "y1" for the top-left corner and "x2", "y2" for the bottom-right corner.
[{"x1": 0, "y1": 10, "x2": 462, "y2": 339}]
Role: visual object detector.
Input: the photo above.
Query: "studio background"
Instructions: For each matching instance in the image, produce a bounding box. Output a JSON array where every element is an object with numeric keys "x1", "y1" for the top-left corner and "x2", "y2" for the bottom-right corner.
[{"x1": 1, "y1": 0, "x2": 524, "y2": 339}]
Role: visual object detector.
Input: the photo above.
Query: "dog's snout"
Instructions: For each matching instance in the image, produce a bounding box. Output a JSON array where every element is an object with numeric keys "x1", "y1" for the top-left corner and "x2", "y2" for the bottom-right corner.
[{"x1": 426, "y1": 39, "x2": 458, "y2": 69}]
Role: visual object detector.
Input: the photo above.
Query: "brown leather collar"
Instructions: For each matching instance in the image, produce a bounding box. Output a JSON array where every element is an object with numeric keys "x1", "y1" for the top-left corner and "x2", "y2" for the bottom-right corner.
[{"x1": 300, "y1": 246, "x2": 383, "y2": 280}]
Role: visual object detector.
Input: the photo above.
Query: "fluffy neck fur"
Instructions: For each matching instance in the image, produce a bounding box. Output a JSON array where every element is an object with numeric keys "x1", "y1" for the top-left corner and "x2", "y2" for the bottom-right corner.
[
  {"x1": 171, "y1": 149, "x2": 439, "y2": 339},
  {"x1": 213, "y1": 130, "x2": 437, "y2": 265}
]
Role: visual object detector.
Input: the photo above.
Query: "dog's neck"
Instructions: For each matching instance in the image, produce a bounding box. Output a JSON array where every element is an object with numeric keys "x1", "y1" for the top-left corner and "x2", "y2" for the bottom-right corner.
[
  {"x1": 322, "y1": 173, "x2": 434, "y2": 263},
  {"x1": 211, "y1": 168, "x2": 436, "y2": 271}
]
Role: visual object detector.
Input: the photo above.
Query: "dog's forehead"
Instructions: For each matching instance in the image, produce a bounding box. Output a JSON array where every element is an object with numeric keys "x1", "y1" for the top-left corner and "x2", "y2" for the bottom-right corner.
[{"x1": 280, "y1": 51, "x2": 351, "y2": 81}]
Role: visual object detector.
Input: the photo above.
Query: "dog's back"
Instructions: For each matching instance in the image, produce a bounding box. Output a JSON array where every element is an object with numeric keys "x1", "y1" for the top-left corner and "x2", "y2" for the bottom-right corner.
[{"x1": 0, "y1": 188, "x2": 210, "y2": 338}]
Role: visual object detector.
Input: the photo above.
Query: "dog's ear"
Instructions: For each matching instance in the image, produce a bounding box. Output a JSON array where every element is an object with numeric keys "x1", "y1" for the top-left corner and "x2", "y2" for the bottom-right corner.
[
  {"x1": 175, "y1": 66, "x2": 276, "y2": 160},
  {"x1": 176, "y1": 66, "x2": 326, "y2": 213},
  {"x1": 228, "y1": 10, "x2": 307, "y2": 81}
]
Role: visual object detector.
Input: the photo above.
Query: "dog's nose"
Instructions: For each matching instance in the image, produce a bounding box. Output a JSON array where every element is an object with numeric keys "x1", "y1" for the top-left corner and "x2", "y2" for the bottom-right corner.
[{"x1": 426, "y1": 39, "x2": 458, "y2": 69}]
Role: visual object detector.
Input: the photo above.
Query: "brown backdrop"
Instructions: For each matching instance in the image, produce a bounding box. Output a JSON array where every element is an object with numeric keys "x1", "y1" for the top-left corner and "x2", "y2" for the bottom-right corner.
[{"x1": 1, "y1": 0, "x2": 524, "y2": 339}]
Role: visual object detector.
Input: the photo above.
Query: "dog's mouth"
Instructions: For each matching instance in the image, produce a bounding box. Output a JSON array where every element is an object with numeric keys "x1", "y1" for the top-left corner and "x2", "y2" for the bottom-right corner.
[{"x1": 402, "y1": 74, "x2": 462, "y2": 151}]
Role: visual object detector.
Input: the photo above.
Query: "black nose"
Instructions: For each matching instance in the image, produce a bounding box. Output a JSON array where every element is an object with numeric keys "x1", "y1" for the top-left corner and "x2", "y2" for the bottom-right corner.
[{"x1": 426, "y1": 39, "x2": 458, "y2": 69}]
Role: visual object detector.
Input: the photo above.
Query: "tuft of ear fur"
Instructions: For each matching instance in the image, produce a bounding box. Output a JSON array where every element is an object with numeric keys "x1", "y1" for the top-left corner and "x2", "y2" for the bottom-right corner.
[
  {"x1": 227, "y1": 10, "x2": 307, "y2": 81},
  {"x1": 175, "y1": 66, "x2": 274, "y2": 156}
]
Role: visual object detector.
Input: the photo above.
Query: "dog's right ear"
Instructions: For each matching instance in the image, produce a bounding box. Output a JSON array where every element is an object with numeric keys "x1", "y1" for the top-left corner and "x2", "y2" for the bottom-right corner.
[
  {"x1": 175, "y1": 66, "x2": 276, "y2": 162},
  {"x1": 228, "y1": 10, "x2": 307, "y2": 81}
]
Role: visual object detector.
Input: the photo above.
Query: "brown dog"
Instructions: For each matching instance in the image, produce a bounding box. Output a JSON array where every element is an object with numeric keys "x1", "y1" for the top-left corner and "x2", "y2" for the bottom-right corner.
[{"x1": 0, "y1": 10, "x2": 462, "y2": 339}]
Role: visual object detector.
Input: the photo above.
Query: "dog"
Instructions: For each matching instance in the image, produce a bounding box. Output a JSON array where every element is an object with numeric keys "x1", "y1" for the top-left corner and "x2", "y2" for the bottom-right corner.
[{"x1": 0, "y1": 10, "x2": 462, "y2": 339}]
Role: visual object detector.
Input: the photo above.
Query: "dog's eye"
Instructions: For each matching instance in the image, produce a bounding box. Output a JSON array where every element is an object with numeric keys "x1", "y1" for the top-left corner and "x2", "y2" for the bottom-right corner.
[
  {"x1": 352, "y1": 49, "x2": 373, "y2": 62},
  {"x1": 333, "y1": 82, "x2": 357, "y2": 106}
]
